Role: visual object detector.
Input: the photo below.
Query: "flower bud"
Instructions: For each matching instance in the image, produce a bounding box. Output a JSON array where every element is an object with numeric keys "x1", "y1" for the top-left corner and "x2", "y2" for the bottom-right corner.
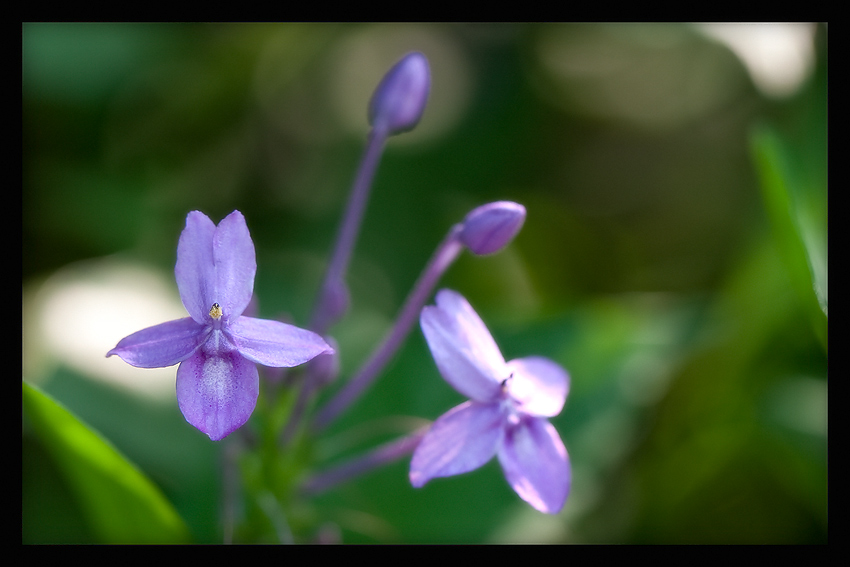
[
  {"x1": 368, "y1": 52, "x2": 431, "y2": 136},
  {"x1": 459, "y1": 201, "x2": 526, "y2": 255}
]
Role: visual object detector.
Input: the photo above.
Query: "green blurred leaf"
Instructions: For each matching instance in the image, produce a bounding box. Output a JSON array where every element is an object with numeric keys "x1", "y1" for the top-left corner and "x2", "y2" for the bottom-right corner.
[
  {"x1": 750, "y1": 125, "x2": 827, "y2": 345},
  {"x1": 22, "y1": 381, "x2": 190, "y2": 543}
]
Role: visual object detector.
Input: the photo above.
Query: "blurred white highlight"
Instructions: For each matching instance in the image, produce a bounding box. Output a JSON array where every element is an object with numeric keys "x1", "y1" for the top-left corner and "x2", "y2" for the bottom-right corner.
[
  {"x1": 25, "y1": 258, "x2": 187, "y2": 399},
  {"x1": 699, "y1": 23, "x2": 817, "y2": 98}
]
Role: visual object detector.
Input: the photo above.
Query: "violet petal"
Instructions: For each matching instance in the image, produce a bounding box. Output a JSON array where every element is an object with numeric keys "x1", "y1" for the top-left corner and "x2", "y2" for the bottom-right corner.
[
  {"x1": 175, "y1": 211, "x2": 217, "y2": 324},
  {"x1": 107, "y1": 317, "x2": 209, "y2": 368},
  {"x1": 212, "y1": 211, "x2": 256, "y2": 322},
  {"x1": 227, "y1": 316, "x2": 332, "y2": 367},
  {"x1": 410, "y1": 400, "x2": 504, "y2": 488},
  {"x1": 506, "y1": 356, "x2": 569, "y2": 418},
  {"x1": 175, "y1": 350, "x2": 259, "y2": 441},
  {"x1": 419, "y1": 289, "x2": 506, "y2": 402},
  {"x1": 497, "y1": 417, "x2": 570, "y2": 514}
]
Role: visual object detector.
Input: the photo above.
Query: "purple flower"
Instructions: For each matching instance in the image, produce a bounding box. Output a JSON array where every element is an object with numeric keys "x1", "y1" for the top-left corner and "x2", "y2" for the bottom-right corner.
[
  {"x1": 411, "y1": 289, "x2": 570, "y2": 514},
  {"x1": 107, "y1": 211, "x2": 332, "y2": 441}
]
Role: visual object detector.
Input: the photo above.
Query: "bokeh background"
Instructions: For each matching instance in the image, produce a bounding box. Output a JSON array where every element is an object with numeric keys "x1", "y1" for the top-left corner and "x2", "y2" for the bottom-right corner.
[{"x1": 23, "y1": 23, "x2": 827, "y2": 543}]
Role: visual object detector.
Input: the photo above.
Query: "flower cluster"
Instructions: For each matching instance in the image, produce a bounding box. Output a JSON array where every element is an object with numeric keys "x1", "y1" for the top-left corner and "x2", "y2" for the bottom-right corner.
[{"x1": 107, "y1": 52, "x2": 571, "y2": 528}]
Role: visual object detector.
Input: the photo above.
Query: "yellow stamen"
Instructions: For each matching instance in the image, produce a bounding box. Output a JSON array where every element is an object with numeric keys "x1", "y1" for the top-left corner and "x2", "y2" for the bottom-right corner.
[{"x1": 209, "y1": 302, "x2": 222, "y2": 319}]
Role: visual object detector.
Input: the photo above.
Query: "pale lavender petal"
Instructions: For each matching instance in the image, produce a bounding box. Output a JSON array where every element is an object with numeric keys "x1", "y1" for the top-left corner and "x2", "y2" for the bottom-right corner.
[
  {"x1": 176, "y1": 350, "x2": 259, "y2": 441},
  {"x1": 409, "y1": 401, "x2": 504, "y2": 488},
  {"x1": 419, "y1": 290, "x2": 506, "y2": 401},
  {"x1": 175, "y1": 211, "x2": 217, "y2": 324},
  {"x1": 212, "y1": 211, "x2": 256, "y2": 321},
  {"x1": 506, "y1": 356, "x2": 569, "y2": 417},
  {"x1": 497, "y1": 418, "x2": 570, "y2": 514},
  {"x1": 434, "y1": 290, "x2": 506, "y2": 373},
  {"x1": 107, "y1": 317, "x2": 209, "y2": 368},
  {"x1": 227, "y1": 316, "x2": 332, "y2": 367}
]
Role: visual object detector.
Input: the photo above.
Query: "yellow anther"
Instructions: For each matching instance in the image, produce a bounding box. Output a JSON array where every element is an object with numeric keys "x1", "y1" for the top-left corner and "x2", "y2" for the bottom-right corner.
[{"x1": 209, "y1": 302, "x2": 223, "y2": 319}]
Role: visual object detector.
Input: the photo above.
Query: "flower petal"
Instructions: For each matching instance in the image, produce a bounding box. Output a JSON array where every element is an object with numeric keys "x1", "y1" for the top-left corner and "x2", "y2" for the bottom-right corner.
[
  {"x1": 506, "y1": 356, "x2": 569, "y2": 417},
  {"x1": 227, "y1": 316, "x2": 332, "y2": 367},
  {"x1": 175, "y1": 350, "x2": 259, "y2": 441},
  {"x1": 497, "y1": 417, "x2": 570, "y2": 514},
  {"x1": 420, "y1": 289, "x2": 506, "y2": 401},
  {"x1": 212, "y1": 211, "x2": 256, "y2": 322},
  {"x1": 107, "y1": 317, "x2": 208, "y2": 368},
  {"x1": 409, "y1": 401, "x2": 504, "y2": 488},
  {"x1": 175, "y1": 211, "x2": 217, "y2": 324}
]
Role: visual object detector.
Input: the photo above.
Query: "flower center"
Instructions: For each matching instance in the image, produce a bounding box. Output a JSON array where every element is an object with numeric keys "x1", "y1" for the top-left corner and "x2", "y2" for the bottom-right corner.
[
  {"x1": 209, "y1": 302, "x2": 223, "y2": 320},
  {"x1": 499, "y1": 373, "x2": 522, "y2": 427}
]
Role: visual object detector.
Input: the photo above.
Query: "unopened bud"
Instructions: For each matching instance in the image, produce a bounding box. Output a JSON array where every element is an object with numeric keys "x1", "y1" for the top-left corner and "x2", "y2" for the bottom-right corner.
[
  {"x1": 368, "y1": 52, "x2": 431, "y2": 136},
  {"x1": 459, "y1": 201, "x2": 526, "y2": 255}
]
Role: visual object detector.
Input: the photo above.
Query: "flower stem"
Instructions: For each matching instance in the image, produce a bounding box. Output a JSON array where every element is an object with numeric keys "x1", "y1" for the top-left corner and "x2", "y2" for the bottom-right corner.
[
  {"x1": 300, "y1": 429, "x2": 426, "y2": 495},
  {"x1": 278, "y1": 378, "x2": 312, "y2": 447},
  {"x1": 221, "y1": 439, "x2": 240, "y2": 544},
  {"x1": 312, "y1": 225, "x2": 464, "y2": 431},
  {"x1": 310, "y1": 127, "x2": 389, "y2": 336}
]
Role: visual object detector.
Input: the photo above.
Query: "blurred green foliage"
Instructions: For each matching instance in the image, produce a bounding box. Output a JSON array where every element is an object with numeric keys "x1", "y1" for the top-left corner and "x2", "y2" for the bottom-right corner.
[
  {"x1": 23, "y1": 23, "x2": 826, "y2": 543},
  {"x1": 22, "y1": 382, "x2": 190, "y2": 543}
]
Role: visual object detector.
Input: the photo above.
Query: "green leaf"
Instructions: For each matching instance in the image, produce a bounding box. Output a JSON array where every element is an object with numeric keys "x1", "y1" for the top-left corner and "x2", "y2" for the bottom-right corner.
[
  {"x1": 750, "y1": 125, "x2": 827, "y2": 346},
  {"x1": 22, "y1": 381, "x2": 191, "y2": 543}
]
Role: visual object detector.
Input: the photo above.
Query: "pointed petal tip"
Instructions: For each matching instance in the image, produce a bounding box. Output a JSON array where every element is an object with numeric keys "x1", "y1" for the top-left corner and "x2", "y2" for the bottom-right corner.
[
  {"x1": 105, "y1": 347, "x2": 125, "y2": 360},
  {"x1": 408, "y1": 470, "x2": 428, "y2": 488},
  {"x1": 205, "y1": 429, "x2": 234, "y2": 442},
  {"x1": 223, "y1": 209, "x2": 245, "y2": 221},
  {"x1": 185, "y1": 209, "x2": 211, "y2": 224}
]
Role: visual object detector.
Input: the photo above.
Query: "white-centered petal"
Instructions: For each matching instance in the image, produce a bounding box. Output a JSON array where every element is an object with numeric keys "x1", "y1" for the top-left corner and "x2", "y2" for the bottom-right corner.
[{"x1": 507, "y1": 356, "x2": 569, "y2": 417}]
